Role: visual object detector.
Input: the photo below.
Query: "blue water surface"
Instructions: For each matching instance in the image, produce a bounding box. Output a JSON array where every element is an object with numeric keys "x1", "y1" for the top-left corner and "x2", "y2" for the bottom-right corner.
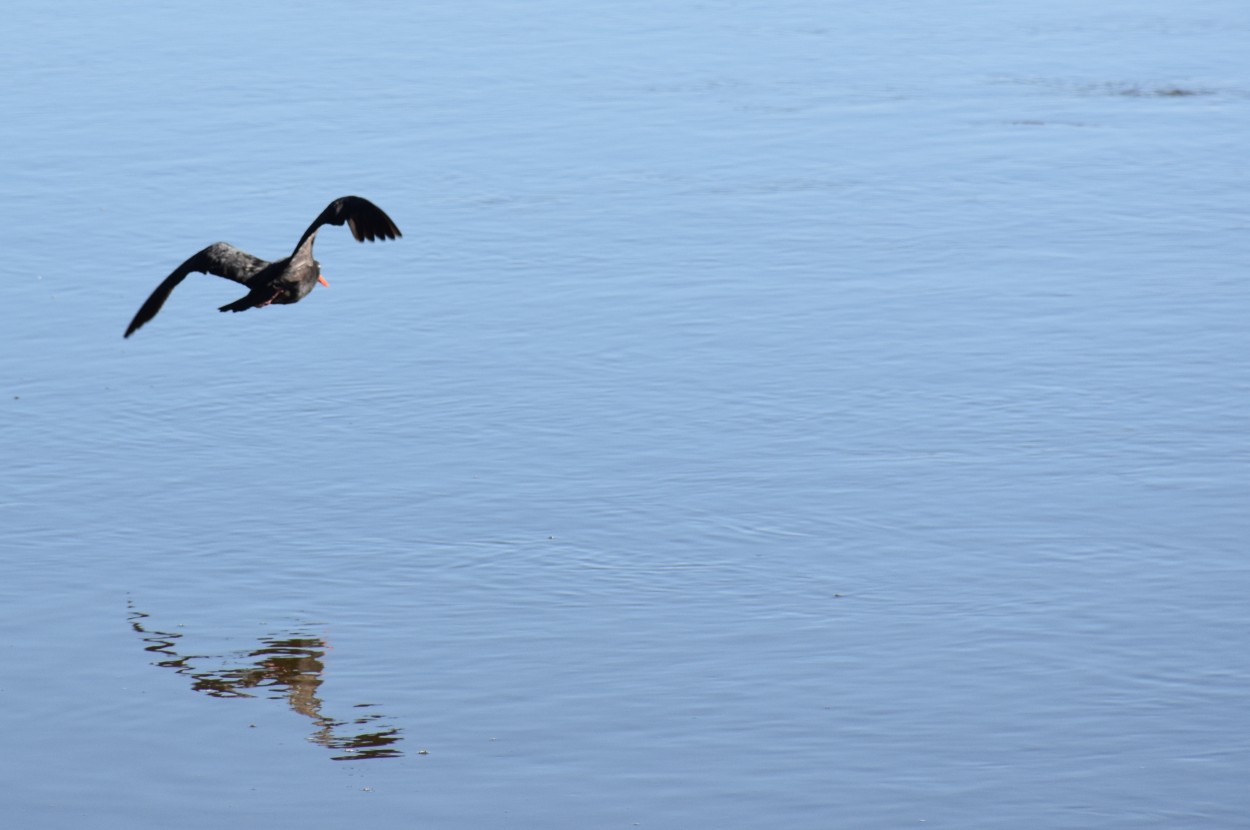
[{"x1": 2, "y1": 1, "x2": 1248, "y2": 827}]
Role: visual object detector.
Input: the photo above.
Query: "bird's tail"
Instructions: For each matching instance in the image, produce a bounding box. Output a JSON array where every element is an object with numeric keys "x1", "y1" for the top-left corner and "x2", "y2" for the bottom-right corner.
[{"x1": 218, "y1": 295, "x2": 256, "y2": 313}]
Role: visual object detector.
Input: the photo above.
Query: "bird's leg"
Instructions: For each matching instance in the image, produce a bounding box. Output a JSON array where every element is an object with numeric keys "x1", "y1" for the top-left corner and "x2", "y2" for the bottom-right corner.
[{"x1": 257, "y1": 289, "x2": 283, "y2": 308}]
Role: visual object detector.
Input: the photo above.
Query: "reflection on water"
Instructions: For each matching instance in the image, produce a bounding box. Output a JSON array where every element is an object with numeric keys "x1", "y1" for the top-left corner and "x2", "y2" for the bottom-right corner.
[{"x1": 127, "y1": 603, "x2": 402, "y2": 761}]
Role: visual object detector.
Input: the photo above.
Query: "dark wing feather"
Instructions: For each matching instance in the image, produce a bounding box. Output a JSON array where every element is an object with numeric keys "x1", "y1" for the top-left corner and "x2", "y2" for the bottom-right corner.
[
  {"x1": 124, "y1": 242, "x2": 270, "y2": 338},
  {"x1": 292, "y1": 196, "x2": 403, "y2": 254}
]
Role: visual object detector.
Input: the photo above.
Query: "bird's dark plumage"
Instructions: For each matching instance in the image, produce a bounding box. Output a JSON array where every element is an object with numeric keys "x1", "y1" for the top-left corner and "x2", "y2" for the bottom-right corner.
[{"x1": 124, "y1": 196, "x2": 401, "y2": 338}]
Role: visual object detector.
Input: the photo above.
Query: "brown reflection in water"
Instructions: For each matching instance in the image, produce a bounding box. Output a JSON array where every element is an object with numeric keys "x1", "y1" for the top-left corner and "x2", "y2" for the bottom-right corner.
[{"x1": 127, "y1": 603, "x2": 402, "y2": 760}]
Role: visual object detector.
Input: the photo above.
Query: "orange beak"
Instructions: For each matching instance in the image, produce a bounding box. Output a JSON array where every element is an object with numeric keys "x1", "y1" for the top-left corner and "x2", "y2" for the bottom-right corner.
[{"x1": 318, "y1": 275, "x2": 330, "y2": 287}]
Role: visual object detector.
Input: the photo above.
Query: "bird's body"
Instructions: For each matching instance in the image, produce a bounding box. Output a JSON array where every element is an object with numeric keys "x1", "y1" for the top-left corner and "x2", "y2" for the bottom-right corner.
[{"x1": 124, "y1": 196, "x2": 401, "y2": 338}]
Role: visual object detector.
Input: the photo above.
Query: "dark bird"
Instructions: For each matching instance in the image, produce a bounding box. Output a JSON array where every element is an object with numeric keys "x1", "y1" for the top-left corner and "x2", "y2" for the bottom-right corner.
[{"x1": 124, "y1": 196, "x2": 402, "y2": 338}]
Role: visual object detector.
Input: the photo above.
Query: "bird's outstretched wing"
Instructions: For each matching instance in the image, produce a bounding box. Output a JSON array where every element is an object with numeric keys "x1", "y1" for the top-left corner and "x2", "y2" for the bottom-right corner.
[
  {"x1": 124, "y1": 242, "x2": 271, "y2": 338},
  {"x1": 292, "y1": 196, "x2": 403, "y2": 254}
]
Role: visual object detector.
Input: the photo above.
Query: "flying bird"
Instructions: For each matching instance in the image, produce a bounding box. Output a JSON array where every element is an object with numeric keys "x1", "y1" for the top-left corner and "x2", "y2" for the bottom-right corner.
[{"x1": 124, "y1": 196, "x2": 402, "y2": 338}]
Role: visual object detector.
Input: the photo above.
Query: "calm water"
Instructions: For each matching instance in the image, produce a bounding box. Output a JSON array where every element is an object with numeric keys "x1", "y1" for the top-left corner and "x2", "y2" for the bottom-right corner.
[{"x1": 2, "y1": 1, "x2": 1248, "y2": 827}]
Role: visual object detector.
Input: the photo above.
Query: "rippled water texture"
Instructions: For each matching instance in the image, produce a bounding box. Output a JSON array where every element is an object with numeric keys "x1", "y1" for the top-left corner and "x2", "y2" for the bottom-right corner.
[{"x1": 2, "y1": 1, "x2": 1248, "y2": 827}]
